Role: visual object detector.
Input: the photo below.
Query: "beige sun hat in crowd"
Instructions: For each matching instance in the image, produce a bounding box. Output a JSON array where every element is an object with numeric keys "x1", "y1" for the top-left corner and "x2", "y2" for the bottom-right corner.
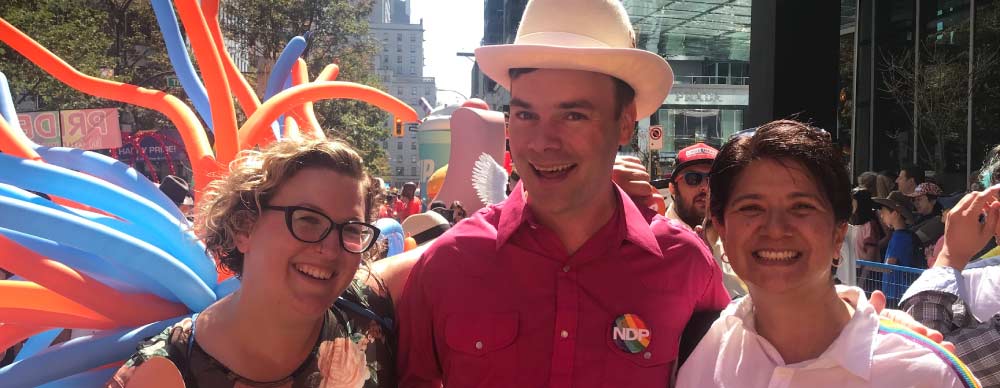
[
  {"x1": 402, "y1": 211, "x2": 451, "y2": 246},
  {"x1": 474, "y1": 0, "x2": 674, "y2": 119}
]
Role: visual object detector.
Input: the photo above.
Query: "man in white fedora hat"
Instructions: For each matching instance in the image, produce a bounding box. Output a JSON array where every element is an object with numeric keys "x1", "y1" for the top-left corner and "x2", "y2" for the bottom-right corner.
[{"x1": 396, "y1": 1, "x2": 730, "y2": 387}]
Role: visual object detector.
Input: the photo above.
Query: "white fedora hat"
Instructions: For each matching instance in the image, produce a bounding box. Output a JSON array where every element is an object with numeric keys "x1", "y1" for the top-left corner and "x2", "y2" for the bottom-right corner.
[{"x1": 475, "y1": 0, "x2": 673, "y2": 119}]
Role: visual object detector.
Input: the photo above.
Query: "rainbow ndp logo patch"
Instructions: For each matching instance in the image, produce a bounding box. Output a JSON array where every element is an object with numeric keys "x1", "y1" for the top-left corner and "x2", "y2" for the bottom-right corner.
[{"x1": 611, "y1": 314, "x2": 651, "y2": 354}]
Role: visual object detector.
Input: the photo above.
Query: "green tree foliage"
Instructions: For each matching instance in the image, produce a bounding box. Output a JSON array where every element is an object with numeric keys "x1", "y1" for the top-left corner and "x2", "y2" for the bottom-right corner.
[
  {"x1": 0, "y1": 0, "x2": 176, "y2": 131},
  {"x1": 222, "y1": 0, "x2": 391, "y2": 176},
  {"x1": 2, "y1": 0, "x2": 392, "y2": 177}
]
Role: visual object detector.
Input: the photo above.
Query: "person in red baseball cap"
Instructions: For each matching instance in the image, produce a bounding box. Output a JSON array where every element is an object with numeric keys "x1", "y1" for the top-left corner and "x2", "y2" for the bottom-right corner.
[{"x1": 666, "y1": 143, "x2": 747, "y2": 298}]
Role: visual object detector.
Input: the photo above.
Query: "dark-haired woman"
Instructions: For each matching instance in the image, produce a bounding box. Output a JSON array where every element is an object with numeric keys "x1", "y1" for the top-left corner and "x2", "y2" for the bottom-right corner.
[{"x1": 676, "y1": 120, "x2": 978, "y2": 387}]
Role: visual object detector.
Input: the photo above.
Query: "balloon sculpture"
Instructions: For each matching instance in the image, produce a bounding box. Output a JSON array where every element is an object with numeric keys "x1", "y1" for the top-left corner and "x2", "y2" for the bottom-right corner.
[{"x1": 0, "y1": 0, "x2": 417, "y2": 385}]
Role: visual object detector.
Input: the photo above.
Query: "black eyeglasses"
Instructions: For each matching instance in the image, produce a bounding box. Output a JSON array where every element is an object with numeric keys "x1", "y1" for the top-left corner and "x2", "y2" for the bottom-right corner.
[
  {"x1": 262, "y1": 205, "x2": 380, "y2": 254},
  {"x1": 677, "y1": 171, "x2": 709, "y2": 186}
]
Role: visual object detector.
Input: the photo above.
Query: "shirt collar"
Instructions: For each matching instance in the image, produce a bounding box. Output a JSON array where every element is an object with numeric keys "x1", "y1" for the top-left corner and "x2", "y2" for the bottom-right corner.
[
  {"x1": 721, "y1": 286, "x2": 877, "y2": 380},
  {"x1": 819, "y1": 286, "x2": 877, "y2": 381},
  {"x1": 495, "y1": 181, "x2": 662, "y2": 256}
]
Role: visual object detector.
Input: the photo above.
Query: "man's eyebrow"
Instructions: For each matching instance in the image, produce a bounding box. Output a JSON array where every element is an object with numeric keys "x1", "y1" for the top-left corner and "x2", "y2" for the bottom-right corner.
[
  {"x1": 510, "y1": 98, "x2": 532, "y2": 109},
  {"x1": 557, "y1": 100, "x2": 595, "y2": 110}
]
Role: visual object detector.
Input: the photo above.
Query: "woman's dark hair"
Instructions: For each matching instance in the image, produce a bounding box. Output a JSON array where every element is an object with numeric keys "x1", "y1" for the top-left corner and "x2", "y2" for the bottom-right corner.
[
  {"x1": 708, "y1": 120, "x2": 852, "y2": 226},
  {"x1": 849, "y1": 188, "x2": 877, "y2": 225}
]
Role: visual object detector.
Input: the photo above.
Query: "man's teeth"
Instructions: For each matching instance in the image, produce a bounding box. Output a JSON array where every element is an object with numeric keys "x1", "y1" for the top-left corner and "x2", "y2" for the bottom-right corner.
[
  {"x1": 755, "y1": 250, "x2": 799, "y2": 261},
  {"x1": 294, "y1": 264, "x2": 333, "y2": 280},
  {"x1": 534, "y1": 163, "x2": 574, "y2": 173}
]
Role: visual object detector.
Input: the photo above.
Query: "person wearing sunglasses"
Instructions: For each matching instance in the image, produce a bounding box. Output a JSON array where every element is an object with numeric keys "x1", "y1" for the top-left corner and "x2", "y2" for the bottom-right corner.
[
  {"x1": 108, "y1": 139, "x2": 394, "y2": 388},
  {"x1": 667, "y1": 143, "x2": 747, "y2": 299}
]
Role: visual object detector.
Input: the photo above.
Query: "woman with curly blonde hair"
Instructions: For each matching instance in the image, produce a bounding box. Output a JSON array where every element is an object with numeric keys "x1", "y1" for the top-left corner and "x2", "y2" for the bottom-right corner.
[{"x1": 108, "y1": 138, "x2": 395, "y2": 388}]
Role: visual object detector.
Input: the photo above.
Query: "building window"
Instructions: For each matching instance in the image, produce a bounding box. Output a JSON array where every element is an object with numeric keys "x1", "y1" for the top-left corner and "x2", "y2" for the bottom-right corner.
[
  {"x1": 397, "y1": 55, "x2": 402, "y2": 63},
  {"x1": 410, "y1": 166, "x2": 417, "y2": 175},
  {"x1": 411, "y1": 87, "x2": 417, "y2": 95},
  {"x1": 396, "y1": 46, "x2": 402, "y2": 52},
  {"x1": 396, "y1": 33, "x2": 402, "y2": 41},
  {"x1": 411, "y1": 155, "x2": 418, "y2": 163},
  {"x1": 411, "y1": 142, "x2": 417, "y2": 150},
  {"x1": 396, "y1": 167, "x2": 405, "y2": 175},
  {"x1": 410, "y1": 34, "x2": 416, "y2": 42},
  {"x1": 397, "y1": 141, "x2": 403, "y2": 150}
]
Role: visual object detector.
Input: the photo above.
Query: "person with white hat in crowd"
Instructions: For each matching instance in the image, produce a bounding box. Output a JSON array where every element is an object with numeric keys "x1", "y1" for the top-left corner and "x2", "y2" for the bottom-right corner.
[{"x1": 395, "y1": 1, "x2": 730, "y2": 386}]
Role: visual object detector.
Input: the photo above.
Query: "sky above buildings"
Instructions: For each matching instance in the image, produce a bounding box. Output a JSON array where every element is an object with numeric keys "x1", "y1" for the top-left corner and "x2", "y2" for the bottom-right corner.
[{"x1": 409, "y1": 0, "x2": 483, "y2": 106}]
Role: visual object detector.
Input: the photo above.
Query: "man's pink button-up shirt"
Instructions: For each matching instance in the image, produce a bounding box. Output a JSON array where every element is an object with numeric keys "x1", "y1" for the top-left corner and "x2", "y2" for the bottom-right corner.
[{"x1": 397, "y1": 183, "x2": 730, "y2": 388}]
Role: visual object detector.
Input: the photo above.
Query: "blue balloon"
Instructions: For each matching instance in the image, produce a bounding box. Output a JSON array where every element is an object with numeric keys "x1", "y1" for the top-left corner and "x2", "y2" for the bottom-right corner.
[
  {"x1": 149, "y1": 0, "x2": 213, "y2": 130},
  {"x1": 14, "y1": 329, "x2": 62, "y2": 363},
  {"x1": 33, "y1": 146, "x2": 186, "y2": 223},
  {"x1": 0, "y1": 72, "x2": 21, "y2": 131},
  {"x1": 0, "y1": 227, "x2": 174, "y2": 299},
  {"x1": 36, "y1": 367, "x2": 116, "y2": 388},
  {"x1": 214, "y1": 276, "x2": 241, "y2": 298},
  {"x1": 263, "y1": 36, "x2": 307, "y2": 139},
  {"x1": 0, "y1": 154, "x2": 215, "y2": 286},
  {"x1": 375, "y1": 218, "x2": 405, "y2": 257},
  {"x1": 0, "y1": 316, "x2": 185, "y2": 388},
  {"x1": 0, "y1": 183, "x2": 184, "y2": 262},
  {"x1": 0, "y1": 196, "x2": 215, "y2": 311}
]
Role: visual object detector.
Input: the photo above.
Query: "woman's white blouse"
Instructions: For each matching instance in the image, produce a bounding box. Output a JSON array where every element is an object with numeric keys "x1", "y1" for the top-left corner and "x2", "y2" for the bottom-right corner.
[{"x1": 676, "y1": 286, "x2": 977, "y2": 388}]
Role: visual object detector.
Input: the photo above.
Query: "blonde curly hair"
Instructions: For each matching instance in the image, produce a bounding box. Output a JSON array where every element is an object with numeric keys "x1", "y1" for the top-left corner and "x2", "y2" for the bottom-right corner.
[{"x1": 195, "y1": 138, "x2": 374, "y2": 277}]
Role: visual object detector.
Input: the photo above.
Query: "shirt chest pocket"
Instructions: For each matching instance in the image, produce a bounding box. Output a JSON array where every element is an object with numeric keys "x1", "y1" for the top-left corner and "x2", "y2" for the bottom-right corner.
[
  {"x1": 442, "y1": 312, "x2": 519, "y2": 387},
  {"x1": 602, "y1": 315, "x2": 677, "y2": 387}
]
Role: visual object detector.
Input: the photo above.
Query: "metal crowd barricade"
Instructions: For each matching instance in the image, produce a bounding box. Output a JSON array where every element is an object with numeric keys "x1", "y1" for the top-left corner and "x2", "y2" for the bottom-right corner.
[{"x1": 855, "y1": 260, "x2": 926, "y2": 309}]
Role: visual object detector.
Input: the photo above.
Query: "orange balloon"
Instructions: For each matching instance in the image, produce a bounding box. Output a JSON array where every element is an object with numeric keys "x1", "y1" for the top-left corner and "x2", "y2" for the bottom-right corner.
[
  {"x1": 0, "y1": 114, "x2": 41, "y2": 160},
  {"x1": 172, "y1": 0, "x2": 239, "y2": 165},
  {"x1": 654, "y1": 195, "x2": 667, "y2": 216},
  {"x1": 200, "y1": 0, "x2": 261, "y2": 120},
  {"x1": 404, "y1": 237, "x2": 418, "y2": 252},
  {"x1": 315, "y1": 64, "x2": 341, "y2": 82},
  {"x1": 239, "y1": 82, "x2": 419, "y2": 148},
  {"x1": 0, "y1": 236, "x2": 188, "y2": 326},
  {"x1": 283, "y1": 115, "x2": 301, "y2": 140},
  {"x1": 0, "y1": 324, "x2": 46, "y2": 354},
  {"x1": 0, "y1": 18, "x2": 219, "y2": 198},
  {"x1": 291, "y1": 58, "x2": 323, "y2": 138},
  {"x1": 0, "y1": 280, "x2": 118, "y2": 330}
]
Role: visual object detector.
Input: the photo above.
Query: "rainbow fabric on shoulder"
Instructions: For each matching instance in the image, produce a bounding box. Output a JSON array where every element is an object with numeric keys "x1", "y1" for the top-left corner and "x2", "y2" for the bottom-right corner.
[{"x1": 878, "y1": 319, "x2": 981, "y2": 388}]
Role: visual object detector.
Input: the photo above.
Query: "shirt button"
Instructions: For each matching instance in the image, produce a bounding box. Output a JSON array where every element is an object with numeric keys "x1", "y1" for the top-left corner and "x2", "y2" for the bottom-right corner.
[
  {"x1": 643, "y1": 352, "x2": 652, "y2": 359},
  {"x1": 475, "y1": 341, "x2": 484, "y2": 350},
  {"x1": 562, "y1": 265, "x2": 570, "y2": 272},
  {"x1": 560, "y1": 330, "x2": 569, "y2": 338}
]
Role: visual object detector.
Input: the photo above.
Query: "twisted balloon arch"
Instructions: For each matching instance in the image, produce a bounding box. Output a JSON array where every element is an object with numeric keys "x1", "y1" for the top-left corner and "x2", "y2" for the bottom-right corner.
[{"x1": 0, "y1": 0, "x2": 418, "y2": 386}]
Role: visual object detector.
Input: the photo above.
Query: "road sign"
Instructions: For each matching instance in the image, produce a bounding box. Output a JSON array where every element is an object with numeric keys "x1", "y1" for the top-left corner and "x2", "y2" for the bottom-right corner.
[
  {"x1": 649, "y1": 125, "x2": 663, "y2": 150},
  {"x1": 166, "y1": 76, "x2": 180, "y2": 88}
]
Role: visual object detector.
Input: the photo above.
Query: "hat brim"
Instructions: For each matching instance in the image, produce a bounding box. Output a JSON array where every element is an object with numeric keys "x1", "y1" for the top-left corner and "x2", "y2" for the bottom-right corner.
[
  {"x1": 671, "y1": 159, "x2": 714, "y2": 178},
  {"x1": 871, "y1": 198, "x2": 915, "y2": 223},
  {"x1": 475, "y1": 44, "x2": 673, "y2": 119}
]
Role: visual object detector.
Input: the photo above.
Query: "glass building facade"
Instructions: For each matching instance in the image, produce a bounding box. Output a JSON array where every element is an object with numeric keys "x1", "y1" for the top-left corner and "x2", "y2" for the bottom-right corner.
[
  {"x1": 622, "y1": 0, "x2": 752, "y2": 176},
  {"x1": 845, "y1": 0, "x2": 1000, "y2": 191}
]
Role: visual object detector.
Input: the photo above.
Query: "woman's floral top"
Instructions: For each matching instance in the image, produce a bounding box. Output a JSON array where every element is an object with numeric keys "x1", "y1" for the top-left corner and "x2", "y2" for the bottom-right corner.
[{"x1": 107, "y1": 278, "x2": 396, "y2": 388}]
